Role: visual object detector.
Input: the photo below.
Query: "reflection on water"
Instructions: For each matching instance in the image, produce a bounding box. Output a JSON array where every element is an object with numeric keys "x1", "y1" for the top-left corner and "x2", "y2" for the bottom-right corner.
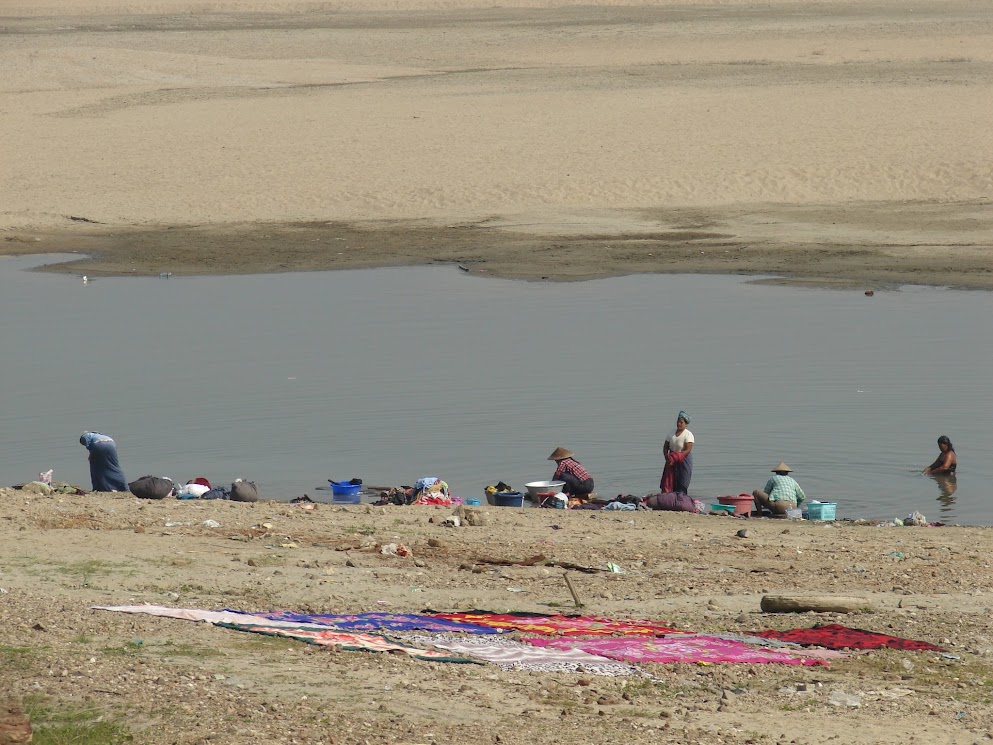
[
  {"x1": 2, "y1": 255, "x2": 993, "y2": 524},
  {"x1": 930, "y1": 474, "x2": 959, "y2": 516}
]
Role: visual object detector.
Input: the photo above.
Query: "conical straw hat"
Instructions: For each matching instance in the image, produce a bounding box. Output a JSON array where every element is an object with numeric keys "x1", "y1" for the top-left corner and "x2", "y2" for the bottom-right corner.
[
  {"x1": 548, "y1": 447, "x2": 574, "y2": 461},
  {"x1": 772, "y1": 462, "x2": 794, "y2": 473}
]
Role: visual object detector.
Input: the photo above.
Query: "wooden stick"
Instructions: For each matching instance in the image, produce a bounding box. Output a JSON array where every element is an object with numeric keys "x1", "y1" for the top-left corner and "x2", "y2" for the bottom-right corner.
[
  {"x1": 552, "y1": 560, "x2": 602, "y2": 575},
  {"x1": 563, "y1": 572, "x2": 584, "y2": 608},
  {"x1": 473, "y1": 554, "x2": 546, "y2": 567},
  {"x1": 472, "y1": 555, "x2": 603, "y2": 574}
]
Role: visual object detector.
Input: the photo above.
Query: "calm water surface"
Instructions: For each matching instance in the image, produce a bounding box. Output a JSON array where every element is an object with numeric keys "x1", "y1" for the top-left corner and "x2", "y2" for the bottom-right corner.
[{"x1": 2, "y1": 255, "x2": 990, "y2": 524}]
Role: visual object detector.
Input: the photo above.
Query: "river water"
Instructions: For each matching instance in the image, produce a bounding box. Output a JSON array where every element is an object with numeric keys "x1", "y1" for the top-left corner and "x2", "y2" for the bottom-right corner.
[{"x1": 2, "y1": 255, "x2": 990, "y2": 524}]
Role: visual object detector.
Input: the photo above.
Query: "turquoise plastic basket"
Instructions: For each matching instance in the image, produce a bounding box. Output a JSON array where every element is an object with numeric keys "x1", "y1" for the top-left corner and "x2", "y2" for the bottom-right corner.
[{"x1": 805, "y1": 502, "x2": 837, "y2": 521}]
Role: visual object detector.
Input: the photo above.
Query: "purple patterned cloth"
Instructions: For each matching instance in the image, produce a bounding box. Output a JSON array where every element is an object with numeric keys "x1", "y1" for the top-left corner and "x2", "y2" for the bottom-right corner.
[
  {"x1": 228, "y1": 610, "x2": 503, "y2": 635},
  {"x1": 217, "y1": 622, "x2": 478, "y2": 662}
]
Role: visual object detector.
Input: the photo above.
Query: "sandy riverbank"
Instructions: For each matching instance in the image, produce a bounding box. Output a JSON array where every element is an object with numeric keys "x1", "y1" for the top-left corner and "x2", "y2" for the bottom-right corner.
[
  {"x1": 2, "y1": 490, "x2": 993, "y2": 743},
  {"x1": 2, "y1": 1, "x2": 992, "y2": 286},
  {"x1": 2, "y1": 200, "x2": 992, "y2": 288}
]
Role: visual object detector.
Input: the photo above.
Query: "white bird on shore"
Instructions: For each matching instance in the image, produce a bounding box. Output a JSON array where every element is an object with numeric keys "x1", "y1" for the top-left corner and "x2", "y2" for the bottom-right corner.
[{"x1": 82, "y1": 275, "x2": 88, "y2": 283}]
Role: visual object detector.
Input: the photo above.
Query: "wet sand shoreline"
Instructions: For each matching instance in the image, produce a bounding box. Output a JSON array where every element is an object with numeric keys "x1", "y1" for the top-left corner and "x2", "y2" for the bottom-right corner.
[{"x1": 5, "y1": 198, "x2": 993, "y2": 288}]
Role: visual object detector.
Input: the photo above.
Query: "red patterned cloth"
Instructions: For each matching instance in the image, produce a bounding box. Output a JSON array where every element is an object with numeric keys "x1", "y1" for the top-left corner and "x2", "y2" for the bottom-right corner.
[
  {"x1": 553, "y1": 458, "x2": 592, "y2": 483},
  {"x1": 660, "y1": 450, "x2": 687, "y2": 493},
  {"x1": 427, "y1": 611, "x2": 686, "y2": 636},
  {"x1": 747, "y1": 624, "x2": 944, "y2": 651}
]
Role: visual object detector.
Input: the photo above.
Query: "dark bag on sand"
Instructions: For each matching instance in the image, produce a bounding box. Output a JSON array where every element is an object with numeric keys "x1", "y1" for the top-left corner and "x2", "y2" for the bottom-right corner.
[
  {"x1": 230, "y1": 480, "x2": 259, "y2": 502},
  {"x1": 129, "y1": 475, "x2": 174, "y2": 500},
  {"x1": 646, "y1": 491, "x2": 695, "y2": 512}
]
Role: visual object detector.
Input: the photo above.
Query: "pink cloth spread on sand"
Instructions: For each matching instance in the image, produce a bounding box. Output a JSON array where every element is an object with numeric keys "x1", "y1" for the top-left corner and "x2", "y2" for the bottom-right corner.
[{"x1": 524, "y1": 635, "x2": 828, "y2": 666}]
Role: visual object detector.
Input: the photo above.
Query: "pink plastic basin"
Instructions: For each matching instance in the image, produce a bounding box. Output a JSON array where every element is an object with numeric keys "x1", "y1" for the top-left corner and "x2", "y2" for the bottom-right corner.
[{"x1": 717, "y1": 494, "x2": 754, "y2": 516}]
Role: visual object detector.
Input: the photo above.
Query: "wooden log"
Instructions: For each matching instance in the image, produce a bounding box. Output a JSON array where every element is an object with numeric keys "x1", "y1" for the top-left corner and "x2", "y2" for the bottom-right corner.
[{"x1": 760, "y1": 594, "x2": 873, "y2": 614}]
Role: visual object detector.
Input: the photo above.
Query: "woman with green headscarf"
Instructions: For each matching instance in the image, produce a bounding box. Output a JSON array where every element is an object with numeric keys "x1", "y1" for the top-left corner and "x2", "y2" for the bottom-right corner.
[{"x1": 660, "y1": 411, "x2": 694, "y2": 494}]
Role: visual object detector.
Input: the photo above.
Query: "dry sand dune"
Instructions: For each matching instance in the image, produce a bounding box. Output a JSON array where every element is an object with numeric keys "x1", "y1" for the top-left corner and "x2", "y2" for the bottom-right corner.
[
  {"x1": 2, "y1": 0, "x2": 930, "y2": 15},
  {"x1": 1, "y1": 0, "x2": 992, "y2": 283}
]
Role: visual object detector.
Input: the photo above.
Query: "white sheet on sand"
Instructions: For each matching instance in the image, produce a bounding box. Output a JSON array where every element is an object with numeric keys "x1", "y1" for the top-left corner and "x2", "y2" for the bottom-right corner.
[
  {"x1": 92, "y1": 604, "x2": 333, "y2": 629},
  {"x1": 405, "y1": 634, "x2": 639, "y2": 676}
]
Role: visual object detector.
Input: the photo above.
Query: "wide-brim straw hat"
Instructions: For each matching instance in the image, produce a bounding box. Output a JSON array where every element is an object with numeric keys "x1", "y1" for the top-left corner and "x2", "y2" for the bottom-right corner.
[
  {"x1": 548, "y1": 447, "x2": 574, "y2": 461},
  {"x1": 772, "y1": 462, "x2": 794, "y2": 473}
]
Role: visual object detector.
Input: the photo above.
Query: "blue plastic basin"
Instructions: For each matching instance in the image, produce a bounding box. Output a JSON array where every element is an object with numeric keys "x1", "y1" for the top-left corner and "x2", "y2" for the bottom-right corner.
[{"x1": 493, "y1": 491, "x2": 524, "y2": 507}]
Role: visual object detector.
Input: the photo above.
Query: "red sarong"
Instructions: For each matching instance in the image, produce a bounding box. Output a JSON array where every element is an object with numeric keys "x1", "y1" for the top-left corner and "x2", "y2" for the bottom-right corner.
[
  {"x1": 748, "y1": 624, "x2": 944, "y2": 651},
  {"x1": 660, "y1": 450, "x2": 687, "y2": 493}
]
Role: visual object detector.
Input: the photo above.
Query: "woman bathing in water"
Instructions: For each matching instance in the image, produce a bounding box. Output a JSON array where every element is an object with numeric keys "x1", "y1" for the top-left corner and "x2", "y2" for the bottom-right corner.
[
  {"x1": 923, "y1": 435, "x2": 957, "y2": 476},
  {"x1": 924, "y1": 435, "x2": 958, "y2": 505}
]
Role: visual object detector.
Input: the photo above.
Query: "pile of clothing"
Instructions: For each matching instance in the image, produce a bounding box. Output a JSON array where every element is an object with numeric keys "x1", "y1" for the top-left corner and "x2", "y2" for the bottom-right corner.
[
  {"x1": 18, "y1": 480, "x2": 87, "y2": 496},
  {"x1": 372, "y1": 477, "x2": 453, "y2": 507},
  {"x1": 176, "y1": 477, "x2": 213, "y2": 499},
  {"x1": 412, "y1": 476, "x2": 451, "y2": 505},
  {"x1": 484, "y1": 481, "x2": 514, "y2": 498},
  {"x1": 372, "y1": 486, "x2": 415, "y2": 506}
]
